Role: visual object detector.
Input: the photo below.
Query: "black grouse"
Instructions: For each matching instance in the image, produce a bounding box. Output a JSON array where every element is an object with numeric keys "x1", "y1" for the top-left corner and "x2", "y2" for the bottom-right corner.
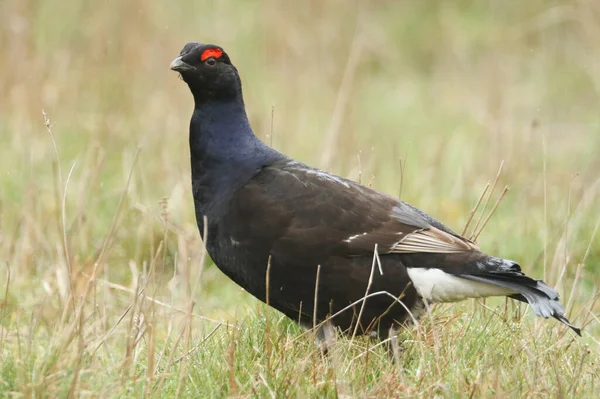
[{"x1": 170, "y1": 42, "x2": 581, "y2": 340}]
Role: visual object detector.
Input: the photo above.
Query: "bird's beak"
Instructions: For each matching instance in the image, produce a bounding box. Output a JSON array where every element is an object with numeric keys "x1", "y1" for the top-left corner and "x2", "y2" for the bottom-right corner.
[{"x1": 170, "y1": 56, "x2": 194, "y2": 72}]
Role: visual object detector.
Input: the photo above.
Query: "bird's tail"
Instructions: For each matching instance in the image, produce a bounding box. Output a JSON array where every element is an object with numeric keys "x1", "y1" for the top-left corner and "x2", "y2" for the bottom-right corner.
[
  {"x1": 460, "y1": 257, "x2": 581, "y2": 336},
  {"x1": 508, "y1": 292, "x2": 581, "y2": 336}
]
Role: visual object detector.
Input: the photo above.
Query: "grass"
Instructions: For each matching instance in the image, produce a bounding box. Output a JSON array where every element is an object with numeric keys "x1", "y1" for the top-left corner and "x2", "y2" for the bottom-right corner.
[{"x1": 1, "y1": 0, "x2": 600, "y2": 397}]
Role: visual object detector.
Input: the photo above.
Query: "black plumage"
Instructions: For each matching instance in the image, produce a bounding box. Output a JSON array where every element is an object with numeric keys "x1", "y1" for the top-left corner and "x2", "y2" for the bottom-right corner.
[{"x1": 170, "y1": 42, "x2": 581, "y2": 338}]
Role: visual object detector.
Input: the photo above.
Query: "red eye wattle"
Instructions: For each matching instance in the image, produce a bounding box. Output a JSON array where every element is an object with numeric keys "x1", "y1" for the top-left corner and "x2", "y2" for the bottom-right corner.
[{"x1": 201, "y1": 48, "x2": 223, "y2": 62}]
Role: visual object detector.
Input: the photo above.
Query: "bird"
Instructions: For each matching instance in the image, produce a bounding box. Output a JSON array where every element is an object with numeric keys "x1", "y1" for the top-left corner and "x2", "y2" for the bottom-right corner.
[{"x1": 170, "y1": 42, "x2": 581, "y2": 342}]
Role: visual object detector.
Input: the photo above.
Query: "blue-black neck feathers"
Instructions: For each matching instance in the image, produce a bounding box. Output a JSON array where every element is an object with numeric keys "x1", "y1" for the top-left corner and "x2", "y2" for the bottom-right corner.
[{"x1": 188, "y1": 85, "x2": 281, "y2": 221}]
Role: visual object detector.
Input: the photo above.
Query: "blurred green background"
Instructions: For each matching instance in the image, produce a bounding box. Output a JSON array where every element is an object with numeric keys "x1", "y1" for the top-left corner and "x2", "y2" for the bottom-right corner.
[{"x1": 1, "y1": 0, "x2": 599, "y2": 397}]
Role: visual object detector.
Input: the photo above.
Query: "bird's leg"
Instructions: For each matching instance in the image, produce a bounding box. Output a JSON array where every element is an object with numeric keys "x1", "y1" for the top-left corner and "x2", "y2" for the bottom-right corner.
[
  {"x1": 314, "y1": 320, "x2": 337, "y2": 356},
  {"x1": 375, "y1": 324, "x2": 405, "y2": 362},
  {"x1": 383, "y1": 325, "x2": 404, "y2": 362},
  {"x1": 388, "y1": 325, "x2": 403, "y2": 363}
]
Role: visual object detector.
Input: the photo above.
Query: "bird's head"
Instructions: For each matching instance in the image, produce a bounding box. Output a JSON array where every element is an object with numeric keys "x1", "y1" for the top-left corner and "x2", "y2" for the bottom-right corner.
[{"x1": 170, "y1": 42, "x2": 241, "y2": 102}]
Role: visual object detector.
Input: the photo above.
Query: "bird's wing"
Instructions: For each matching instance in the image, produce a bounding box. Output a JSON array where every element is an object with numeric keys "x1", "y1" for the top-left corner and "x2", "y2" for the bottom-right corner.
[{"x1": 229, "y1": 159, "x2": 478, "y2": 259}]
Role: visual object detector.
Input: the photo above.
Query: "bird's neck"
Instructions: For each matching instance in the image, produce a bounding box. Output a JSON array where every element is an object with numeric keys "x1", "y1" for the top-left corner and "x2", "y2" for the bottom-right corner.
[{"x1": 189, "y1": 96, "x2": 279, "y2": 216}]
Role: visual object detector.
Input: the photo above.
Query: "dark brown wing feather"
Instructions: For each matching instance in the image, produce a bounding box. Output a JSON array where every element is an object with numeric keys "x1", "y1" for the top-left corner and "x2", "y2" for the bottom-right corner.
[{"x1": 255, "y1": 160, "x2": 478, "y2": 259}]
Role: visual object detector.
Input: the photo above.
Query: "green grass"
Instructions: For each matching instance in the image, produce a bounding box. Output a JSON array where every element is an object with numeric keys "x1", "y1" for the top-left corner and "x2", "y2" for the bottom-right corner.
[{"x1": 1, "y1": 0, "x2": 599, "y2": 397}]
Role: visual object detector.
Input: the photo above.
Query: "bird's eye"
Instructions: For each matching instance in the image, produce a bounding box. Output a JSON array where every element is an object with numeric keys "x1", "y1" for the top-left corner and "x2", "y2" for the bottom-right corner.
[{"x1": 204, "y1": 57, "x2": 217, "y2": 67}]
